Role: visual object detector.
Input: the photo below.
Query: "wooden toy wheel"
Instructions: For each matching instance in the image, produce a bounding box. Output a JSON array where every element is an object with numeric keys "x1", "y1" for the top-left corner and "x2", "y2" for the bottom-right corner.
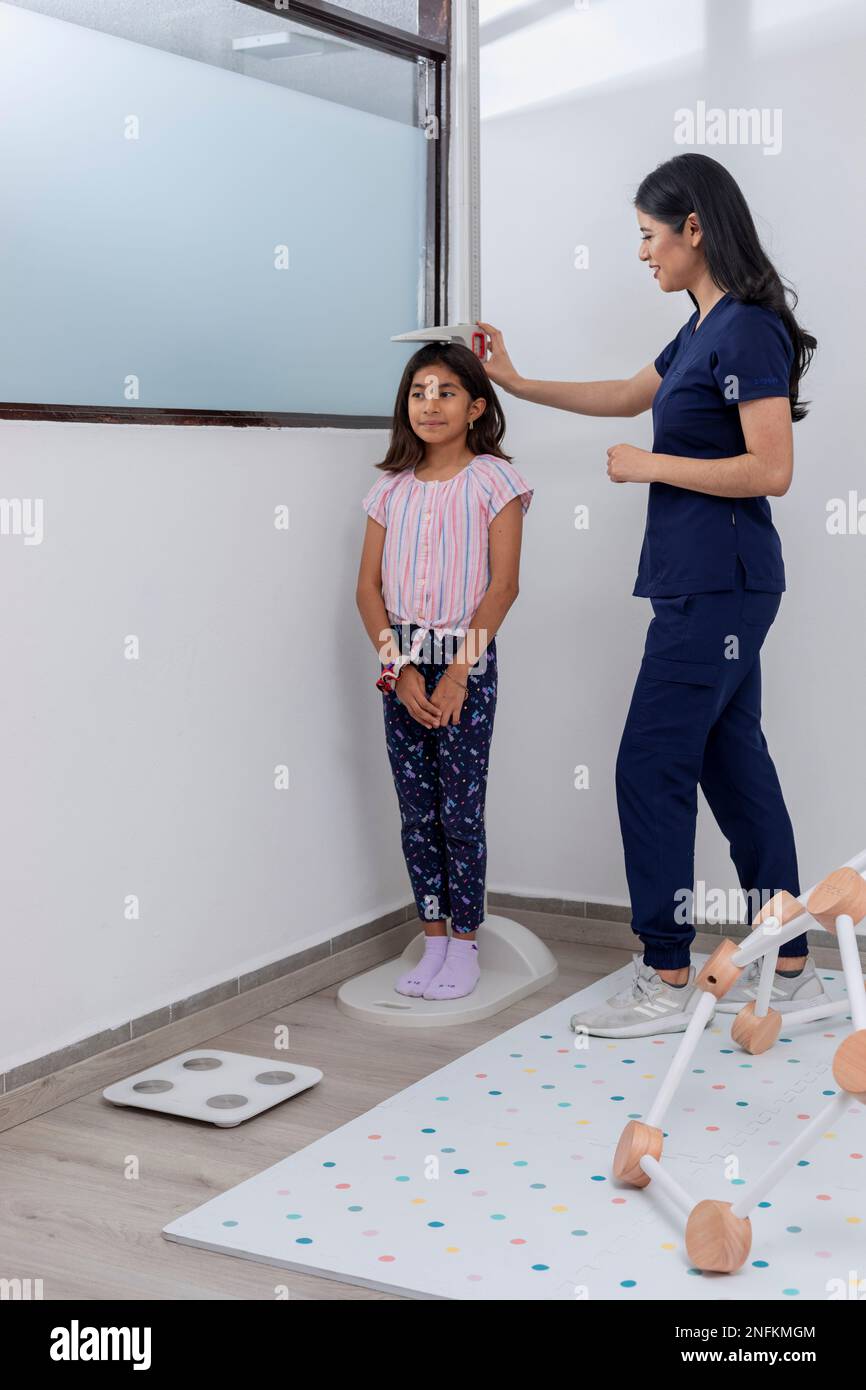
[
  {"x1": 731, "y1": 1001, "x2": 783, "y2": 1055},
  {"x1": 832, "y1": 1030, "x2": 866, "y2": 1097},
  {"x1": 807, "y1": 867, "x2": 866, "y2": 931},
  {"x1": 612, "y1": 1119, "x2": 663, "y2": 1188},
  {"x1": 685, "y1": 1199, "x2": 752, "y2": 1273}
]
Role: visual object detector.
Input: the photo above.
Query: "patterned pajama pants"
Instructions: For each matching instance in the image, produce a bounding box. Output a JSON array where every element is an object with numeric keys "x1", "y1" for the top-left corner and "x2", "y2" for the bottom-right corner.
[{"x1": 382, "y1": 625, "x2": 498, "y2": 933}]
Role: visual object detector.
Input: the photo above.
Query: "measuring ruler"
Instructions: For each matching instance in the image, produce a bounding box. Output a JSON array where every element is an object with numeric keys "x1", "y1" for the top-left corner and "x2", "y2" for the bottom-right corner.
[{"x1": 392, "y1": 0, "x2": 485, "y2": 357}]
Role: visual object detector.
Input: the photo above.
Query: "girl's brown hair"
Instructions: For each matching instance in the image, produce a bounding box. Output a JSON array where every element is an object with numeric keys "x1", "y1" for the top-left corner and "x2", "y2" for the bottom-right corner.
[{"x1": 375, "y1": 341, "x2": 512, "y2": 473}]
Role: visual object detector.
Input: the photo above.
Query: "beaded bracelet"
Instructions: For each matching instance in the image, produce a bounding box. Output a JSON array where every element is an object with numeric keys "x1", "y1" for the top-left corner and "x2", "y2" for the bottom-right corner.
[{"x1": 376, "y1": 661, "x2": 399, "y2": 694}]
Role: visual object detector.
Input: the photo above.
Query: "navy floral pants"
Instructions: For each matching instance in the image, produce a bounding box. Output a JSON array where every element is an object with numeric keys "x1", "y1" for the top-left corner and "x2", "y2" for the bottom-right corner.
[{"x1": 381, "y1": 624, "x2": 498, "y2": 933}]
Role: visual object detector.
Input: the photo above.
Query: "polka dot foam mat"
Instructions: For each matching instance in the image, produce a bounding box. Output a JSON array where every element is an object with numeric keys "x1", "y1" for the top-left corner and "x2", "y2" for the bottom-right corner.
[{"x1": 162, "y1": 955, "x2": 865, "y2": 1299}]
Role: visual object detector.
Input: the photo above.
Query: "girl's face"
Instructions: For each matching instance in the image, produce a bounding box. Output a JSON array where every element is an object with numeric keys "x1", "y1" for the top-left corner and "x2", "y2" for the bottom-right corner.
[
  {"x1": 407, "y1": 362, "x2": 486, "y2": 446},
  {"x1": 637, "y1": 209, "x2": 703, "y2": 292}
]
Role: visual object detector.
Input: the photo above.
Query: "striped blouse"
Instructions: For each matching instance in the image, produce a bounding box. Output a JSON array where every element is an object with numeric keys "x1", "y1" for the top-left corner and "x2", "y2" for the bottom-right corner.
[{"x1": 362, "y1": 453, "x2": 533, "y2": 660}]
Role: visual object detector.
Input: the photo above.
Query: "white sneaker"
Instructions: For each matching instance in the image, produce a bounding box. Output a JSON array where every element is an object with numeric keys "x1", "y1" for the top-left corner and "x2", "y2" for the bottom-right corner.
[
  {"x1": 569, "y1": 953, "x2": 713, "y2": 1039},
  {"x1": 715, "y1": 955, "x2": 830, "y2": 1014}
]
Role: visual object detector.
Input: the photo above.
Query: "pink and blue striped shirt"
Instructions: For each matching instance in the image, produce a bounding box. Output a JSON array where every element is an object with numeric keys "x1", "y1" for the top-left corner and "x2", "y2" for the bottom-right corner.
[{"x1": 362, "y1": 453, "x2": 533, "y2": 660}]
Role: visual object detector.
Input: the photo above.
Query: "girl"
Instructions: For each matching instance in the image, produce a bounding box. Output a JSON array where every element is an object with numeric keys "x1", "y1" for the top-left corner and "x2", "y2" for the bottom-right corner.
[
  {"x1": 355, "y1": 342, "x2": 533, "y2": 1001},
  {"x1": 479, "y1": 152, "x2": 825, "y2": 1037}
]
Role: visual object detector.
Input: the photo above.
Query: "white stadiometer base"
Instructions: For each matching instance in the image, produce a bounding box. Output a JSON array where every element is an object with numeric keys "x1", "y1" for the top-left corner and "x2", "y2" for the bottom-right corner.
[{"x1": 336, "y1": 915, "x2": 558, "y2": 1028}]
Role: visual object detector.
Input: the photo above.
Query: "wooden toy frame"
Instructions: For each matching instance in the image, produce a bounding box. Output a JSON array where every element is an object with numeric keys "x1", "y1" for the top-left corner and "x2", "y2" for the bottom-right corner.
[{"x1": 613, "y1": 850, "x2": 866, "y2": 1273}]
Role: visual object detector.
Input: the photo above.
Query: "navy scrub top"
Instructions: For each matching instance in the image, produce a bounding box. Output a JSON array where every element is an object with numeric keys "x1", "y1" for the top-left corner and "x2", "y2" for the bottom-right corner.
[{"x1": 634, "y1": 291, "x2": 794, "y2": 597}]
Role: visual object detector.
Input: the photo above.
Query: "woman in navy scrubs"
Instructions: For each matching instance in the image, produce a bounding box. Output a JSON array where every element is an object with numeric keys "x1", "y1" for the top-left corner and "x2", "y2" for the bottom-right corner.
[{"x1": 480, "y1": 153, "x2": 823, "y2": 1037}]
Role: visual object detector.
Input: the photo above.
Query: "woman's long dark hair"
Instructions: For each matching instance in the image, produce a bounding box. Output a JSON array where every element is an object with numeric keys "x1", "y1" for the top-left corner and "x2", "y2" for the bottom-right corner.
[
  {"x1": 376, "y1": 341, "x2": 512, "y2": 473},
  {"x1": 635, "y1": 153, "x2": 816, "y2": 421}
]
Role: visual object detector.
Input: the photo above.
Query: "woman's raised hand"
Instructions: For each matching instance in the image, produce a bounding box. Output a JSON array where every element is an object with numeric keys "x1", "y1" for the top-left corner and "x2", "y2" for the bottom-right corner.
[{"x1": 476, "y1": 321, "x2": 521, "y2": 392}]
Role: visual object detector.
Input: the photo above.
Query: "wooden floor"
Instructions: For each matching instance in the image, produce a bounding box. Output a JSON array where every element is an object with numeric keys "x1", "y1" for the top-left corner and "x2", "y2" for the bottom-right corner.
[{"x1": 0, "y1": 934, "x2": 631, "y2": 1301}]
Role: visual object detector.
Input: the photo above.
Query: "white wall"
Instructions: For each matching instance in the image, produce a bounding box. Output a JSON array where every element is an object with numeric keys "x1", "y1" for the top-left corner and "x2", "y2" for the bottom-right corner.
[
  {"x1": 0, "y1": 423, "x2": 412, "y2": 1072},
  {"x1": 479, "y1": 0, "x2": 866, "y2": 901}
]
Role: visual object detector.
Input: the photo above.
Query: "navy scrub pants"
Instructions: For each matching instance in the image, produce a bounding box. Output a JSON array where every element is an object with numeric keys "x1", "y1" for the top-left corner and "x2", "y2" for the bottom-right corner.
[
  {"x1": 382, "y1": 624, "x2": 497, "y2": 934},
  {"x1": 616, "y1": 559, "x2": 808, "y2": 970}
]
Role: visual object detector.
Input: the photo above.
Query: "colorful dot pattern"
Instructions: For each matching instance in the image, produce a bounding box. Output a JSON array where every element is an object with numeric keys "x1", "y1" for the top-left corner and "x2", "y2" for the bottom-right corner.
[{"x1": 167, "y1": 962, "x2": 863, "y2": 1300}]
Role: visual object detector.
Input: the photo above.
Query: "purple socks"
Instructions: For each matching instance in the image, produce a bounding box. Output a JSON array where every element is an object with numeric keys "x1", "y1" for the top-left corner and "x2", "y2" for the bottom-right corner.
[
  {"x1": 423, "y1": 936, "x2": 480, "y2": 1000},
  {"x1": 395, "y1": 934, "x2": 449, "y2": 996},
  {"x1": 395, "y1": 934, "x2": 481, "y2": 1000}
]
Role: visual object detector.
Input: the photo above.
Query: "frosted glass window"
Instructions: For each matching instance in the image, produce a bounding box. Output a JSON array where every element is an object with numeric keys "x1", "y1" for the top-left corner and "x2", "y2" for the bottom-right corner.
[
  {"x1": 0, "y1": 1, "x2": 433, "y2": 417},
  {"x1": 329, "y1": 0, "x2": 420, "y2": 34}
]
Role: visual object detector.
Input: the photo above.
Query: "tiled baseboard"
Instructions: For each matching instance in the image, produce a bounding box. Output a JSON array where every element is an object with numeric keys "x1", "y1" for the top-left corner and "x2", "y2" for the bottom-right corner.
[
  {"x1": 0, "y1": 903, "x2": 418, "y2": 1116},
  {"x1": 489, "y1": 891, "x2": 838, "y2": 964},
  {"x1": 1, "y1": 893, "x2": 843, "y2": 1130}
]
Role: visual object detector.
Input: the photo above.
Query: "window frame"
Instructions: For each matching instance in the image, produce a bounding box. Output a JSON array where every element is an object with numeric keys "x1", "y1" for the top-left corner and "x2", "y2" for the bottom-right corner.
[{"x1": 0, "y1": 0, "x2": 450, "y2": 429}]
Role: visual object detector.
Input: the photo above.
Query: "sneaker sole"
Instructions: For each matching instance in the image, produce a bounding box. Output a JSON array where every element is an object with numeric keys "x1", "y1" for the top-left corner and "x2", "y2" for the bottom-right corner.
[
  {"x1": 569, "y1": 1008, "x2": 715, "y2": 1039},
  {"x1": 715, "y1": 990, "x2": 831, "y2": 1015}
]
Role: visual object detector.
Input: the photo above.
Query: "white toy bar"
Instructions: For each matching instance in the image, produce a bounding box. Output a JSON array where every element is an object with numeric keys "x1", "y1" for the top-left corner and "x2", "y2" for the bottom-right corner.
[{"x1": 613, "y1": 850, "x2": 866, "y2": 1272}]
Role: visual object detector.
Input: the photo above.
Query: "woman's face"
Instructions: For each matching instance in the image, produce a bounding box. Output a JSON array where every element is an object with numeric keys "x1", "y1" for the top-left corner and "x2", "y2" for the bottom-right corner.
[
  {"x1": 637, "y1": 209, "x2": 702, "y2": 292},
  {"x1": 407, "y1": 362, "x2": 485, "y2": 446}
]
